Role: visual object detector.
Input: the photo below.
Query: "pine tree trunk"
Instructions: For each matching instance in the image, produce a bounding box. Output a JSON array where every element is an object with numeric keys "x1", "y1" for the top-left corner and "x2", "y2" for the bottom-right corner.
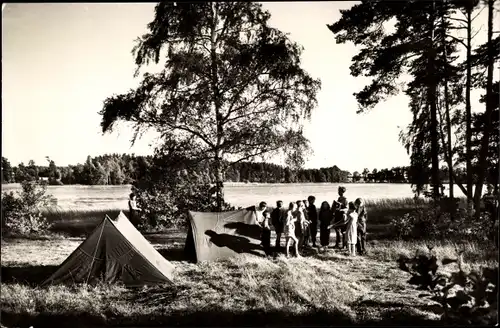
[
  {"x1": 465, "y1": 6, "x2": 474, "y2": 213},
  {"x1": 210, "y1": 1, "x2": 224, "y2": 211},
  {"x1": 428, "y1": 1, "x2": 441, "y2": 200},
  {"x1": 473, "y1": 0, "x2": 495, "y2": 219},
  {"x1": 441, "y1": 12, "x2": 454, "y2": 203}
]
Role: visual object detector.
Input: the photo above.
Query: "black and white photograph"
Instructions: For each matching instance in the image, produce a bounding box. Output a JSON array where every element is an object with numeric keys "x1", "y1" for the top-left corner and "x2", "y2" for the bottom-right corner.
[{"x1": 1, "y1": 1, "x2": 499, "y2": 327}]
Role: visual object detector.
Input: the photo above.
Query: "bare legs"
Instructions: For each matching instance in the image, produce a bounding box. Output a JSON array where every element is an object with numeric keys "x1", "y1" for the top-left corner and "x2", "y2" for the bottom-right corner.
[
  {"x1": 348, "y1": 243, "x2": 356, "y2": 256},
  {"x1": 285, "y1": 237, "x2": 300, "y2": 258}
]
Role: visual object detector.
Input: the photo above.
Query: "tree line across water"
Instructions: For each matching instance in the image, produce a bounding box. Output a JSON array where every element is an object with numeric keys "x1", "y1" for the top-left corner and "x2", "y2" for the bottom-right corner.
[{"x1": 0, "y1": 154, "x2": 490, "y2": 187}]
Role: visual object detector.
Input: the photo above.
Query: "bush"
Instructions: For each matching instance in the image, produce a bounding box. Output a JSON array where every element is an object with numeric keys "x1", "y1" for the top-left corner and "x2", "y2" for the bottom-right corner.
[
  {"x1": 132, "y1": 148, "x2": 235, "y2": 231},
  {"x1": 397, "y1": 249, "x2": 498, "y2": 325},
  {"x1": 135, "y1": 179, "x2": 235, "y2": 231},
  {"x1": 1, "y1": 181, "x2": 57, "y2": 236},
  {"x1": 389, "y1": 213, "x2": 414, "y2": 240},
  {"x1": 389, "y1": 204, "x2": 497, "y2": 242}
]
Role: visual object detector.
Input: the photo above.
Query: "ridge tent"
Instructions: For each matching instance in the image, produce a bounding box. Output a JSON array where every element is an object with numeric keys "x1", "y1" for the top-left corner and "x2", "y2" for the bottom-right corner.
[
  {"x1": 42, "y1": 211, "x2": 175, "y2": 287},
  {"x1": 184, "y1": 207, "x2": 266, "y2": 263}
]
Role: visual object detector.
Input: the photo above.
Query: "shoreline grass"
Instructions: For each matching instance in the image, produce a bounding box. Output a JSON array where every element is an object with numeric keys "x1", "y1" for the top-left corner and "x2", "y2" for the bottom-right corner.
[{"x1": 35, "y1": 197, "x2": 430, "y2": 238}]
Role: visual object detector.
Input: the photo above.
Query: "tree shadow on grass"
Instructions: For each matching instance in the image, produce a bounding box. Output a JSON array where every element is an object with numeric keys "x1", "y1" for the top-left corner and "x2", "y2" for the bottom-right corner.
[
  {"x1": 368, "y1": 309, "x2": 442, "y2": 326},
  {"x1": 359, "y1": 299, "x2": 445, "y2": 317},
  {"x1": 1, "y1": 307, "x2": 442, "y2": 327},
  {"x1": 355, "y1": 299, "x2": 444, "y2": 326},
  {"x1": 1, "y1": 265, "x2": 58, "y2": 286}
]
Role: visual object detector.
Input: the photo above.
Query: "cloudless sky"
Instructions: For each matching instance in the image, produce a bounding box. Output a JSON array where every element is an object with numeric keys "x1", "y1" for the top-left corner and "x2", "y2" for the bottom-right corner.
[{"x1": 1, "y1": 2, "x2": 493, "y2": 173}]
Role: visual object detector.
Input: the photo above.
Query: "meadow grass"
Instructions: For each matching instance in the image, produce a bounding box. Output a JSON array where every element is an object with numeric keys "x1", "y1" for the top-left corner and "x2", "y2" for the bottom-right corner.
[
  {"x1": 1, "y1": 197, "x2": 497, "y2": 327},
  {"x1": 37, "y1": 198, "x2": 426, "y2": 238},
  {"x1": 2, "y1": 234, "x2": 496, "y2": 327}
]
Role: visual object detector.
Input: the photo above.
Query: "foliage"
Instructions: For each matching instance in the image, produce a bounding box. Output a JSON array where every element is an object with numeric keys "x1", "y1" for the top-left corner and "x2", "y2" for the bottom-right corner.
[
  {"x1": 389, "y1": 213, "x2": 415, "y2": 240},
  {"x1": 455, "y1": 81, "x2": 500, "y2": 188},
  {"x1": 132, "y1": 142, "x2": 236, "y2": 230},
  {"x1": 389, "y1": 204, "x2": 497, "y2": 242},
  {"x1": 5, "y1": 152, "x2": 490, "y2": 187},
  {"x1": 1, "y1": 181, "x2": 57, "y2": 236},
  {"x1": 327, "y1": 0, "x2": 499, "y2": 201},
  {"x1": 397, "y1": 249, "x2": 498, "y2": 325},
  {"x1": 1, "y1": 157, "x2": 14, "y2": 183}
]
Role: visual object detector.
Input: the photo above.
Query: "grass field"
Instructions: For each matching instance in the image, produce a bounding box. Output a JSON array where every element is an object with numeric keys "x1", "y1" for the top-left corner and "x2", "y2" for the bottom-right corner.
[
  {"x1": 1, "y1": 198, "x2": 497, "y2": 327},
  {"x1": 38, "y1": 197, "x2": 432, "y2": 238}
]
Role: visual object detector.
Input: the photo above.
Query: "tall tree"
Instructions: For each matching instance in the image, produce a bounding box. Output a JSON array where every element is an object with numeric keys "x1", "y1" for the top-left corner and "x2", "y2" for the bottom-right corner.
[
  {"x1": 473, "y1": 0, "x2": 498, "y2": 216},
  {"x1": 362, "y1": 168, "x2": 369, "y2": 182},
  {"x1": 45, "y1": 156, "x2": 62, "y2": 184},
  {"x1": 472, "y1": 82, "x2": 499, "y2": 191},
  {"x1": 99, "y1": 2, "x2": 320, "y2": 210},
  {"x1": 436, "y1": 0, "x2": 467, "y2": 202},
  {"x1": 328, "y1": 0, "x2": 466, "y2": 199},
  {"x1": 26, "y1": 160, "x2": 39, "y2": 182},
  {"x1": 1, "y1": 157, "x2": 13, "y2": 184},
  {"x1": 462, "y1": 0, "x2": 479, "y2": 206}
]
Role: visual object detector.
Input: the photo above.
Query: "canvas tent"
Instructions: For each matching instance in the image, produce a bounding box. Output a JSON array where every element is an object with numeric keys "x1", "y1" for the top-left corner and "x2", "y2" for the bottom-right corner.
[
  {"x1": 42, "y1": 211, "x2": 175, "y2": 287},
  {"x1": 184, "y1": 207, "x2": 266, "y2": 263}
]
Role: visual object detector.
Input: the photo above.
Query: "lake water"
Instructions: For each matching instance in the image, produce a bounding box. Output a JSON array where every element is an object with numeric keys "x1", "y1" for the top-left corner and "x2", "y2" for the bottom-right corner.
[{"x1": 1, "y1": 183, "x2": 468, "y2": 210}]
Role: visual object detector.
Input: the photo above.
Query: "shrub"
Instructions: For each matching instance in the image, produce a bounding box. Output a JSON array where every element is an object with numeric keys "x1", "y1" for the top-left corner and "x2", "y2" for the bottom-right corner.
[
  {"x1": 1, "y1": 181, "x2": 57, "y2": 236},
  {"x1": 134, "y1": 179, "x2": 235, "y2": 231},
  {"x1": 389, "y1": 204, "x2": 497, "y2": 242},
  {"x1": 397, "y1": 249, "x2": 498, "y2": 325},
  {"x1": 132, "y1": 146, "x2": 235, "y2": 231},
  {"x1": 389, "y1": 213, "x2": 414, "y2": 240}
]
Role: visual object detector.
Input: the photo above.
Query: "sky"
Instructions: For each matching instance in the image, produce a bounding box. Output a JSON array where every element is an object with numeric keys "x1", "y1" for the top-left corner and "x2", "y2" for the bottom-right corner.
[{"x1": 1, "y1": 2, "x2": 494, "y2": 173}]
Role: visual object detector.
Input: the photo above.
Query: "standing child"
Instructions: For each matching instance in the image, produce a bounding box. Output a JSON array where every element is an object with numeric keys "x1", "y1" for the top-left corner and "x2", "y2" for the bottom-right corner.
[
  {"x1": 296, "y1": 200, "x2": 309, "y2": 250},
  {"x1": 284, "y1": 202, "x2": 300, "y2": 258},
  {"x1": 128, "y1": 193, "x2": 142, "y2": 227},
  {"x1": 345, "y1": 202, "x2": 358, "y2": 256},
  {"x1": 355, "y1": 198, "x2": 368, "y2": 255},
  {"x1": 302, "y1": 199, "x2": 311, "y2": 247},
  {"x1": 297, "y1": 200, "x2": 310, "y2": 249},
  {"x1": 256, "y1": 201, "x2": 268, "y2": 249},
  {"x1": 255, "y1": 201, "x2": 268, "y2": 223},
  {"x1": 318, "y1": 201, "x2": 333, "y2": 252},
  {"x1": 261, "y1": 211, "x2": 272, "y2": 256},
  {"x1": 332, "y1": 186, "x2": 348, "y2": 249},
  {"x1": 307, "y1": 196, "x2": 318, "y2": 248},
  {"x1": 271, "y1": 200, "x2": 285, "y2": 250}
]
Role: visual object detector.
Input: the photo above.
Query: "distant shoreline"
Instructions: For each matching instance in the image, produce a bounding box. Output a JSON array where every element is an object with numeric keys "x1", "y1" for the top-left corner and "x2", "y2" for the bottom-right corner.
[{"x1": 1, "y1": 181, "x2": 417, "y2": 188}]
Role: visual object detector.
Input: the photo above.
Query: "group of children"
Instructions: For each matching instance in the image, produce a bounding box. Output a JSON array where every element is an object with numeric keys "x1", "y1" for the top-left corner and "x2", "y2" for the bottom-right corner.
[{"x1": 256, "y1": 186, "x2": 368, "y2": 258}]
